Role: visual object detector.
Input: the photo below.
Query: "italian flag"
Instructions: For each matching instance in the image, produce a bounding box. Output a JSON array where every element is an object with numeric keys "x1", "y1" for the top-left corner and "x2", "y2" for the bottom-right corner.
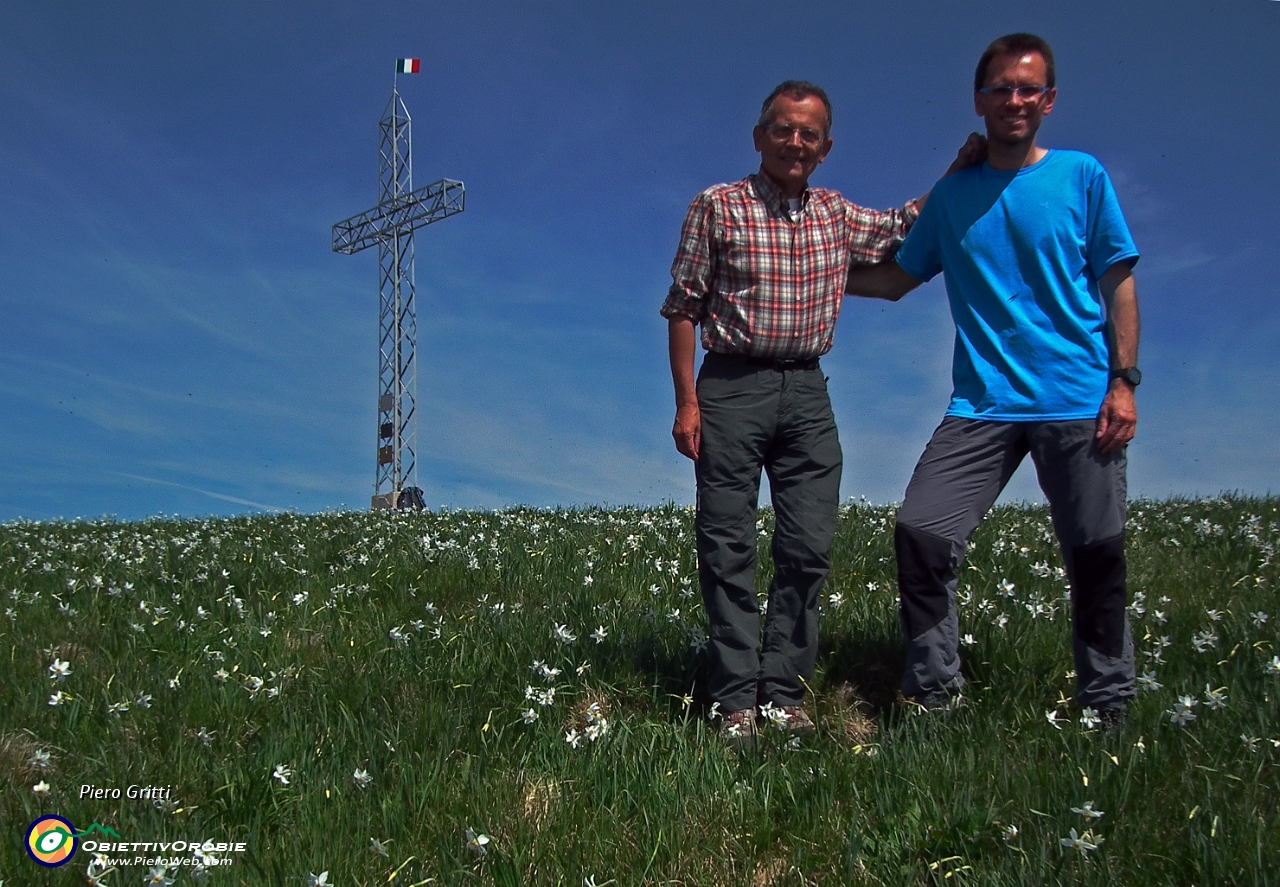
[{"x1": 396, "y1": 59, "x2": 420, "y2": 74}]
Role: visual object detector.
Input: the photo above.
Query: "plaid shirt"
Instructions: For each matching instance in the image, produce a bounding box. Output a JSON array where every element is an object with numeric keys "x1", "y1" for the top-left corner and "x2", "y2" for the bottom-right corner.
[{"x1": 661, "y1": 170, "x2": 918, "y2": 359}]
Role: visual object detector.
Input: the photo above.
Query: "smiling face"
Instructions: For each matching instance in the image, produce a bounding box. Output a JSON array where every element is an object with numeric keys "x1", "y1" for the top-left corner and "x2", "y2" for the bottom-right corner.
[
  {"x1": 752, "y1": 94, "x2": 833, "y2": 198},
  {"x1": 975, "y1": 51, "x2": 1056, "y2": 149}
]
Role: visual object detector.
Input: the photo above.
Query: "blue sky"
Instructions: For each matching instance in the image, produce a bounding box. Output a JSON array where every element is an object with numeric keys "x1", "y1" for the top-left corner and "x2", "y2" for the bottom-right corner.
[{"x1": 1, "y1": 1, "x2": 1277, "y2": 520}]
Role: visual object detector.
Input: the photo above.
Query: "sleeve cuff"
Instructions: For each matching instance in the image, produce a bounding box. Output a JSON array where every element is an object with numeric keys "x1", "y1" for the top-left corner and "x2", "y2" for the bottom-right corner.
[{"x1": 660, "y1": 301, "x2": 703, "y2": 323}]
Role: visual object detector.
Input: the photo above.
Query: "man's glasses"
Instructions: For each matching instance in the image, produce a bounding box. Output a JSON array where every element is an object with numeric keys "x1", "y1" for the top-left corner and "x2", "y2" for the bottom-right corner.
[
  {"x1": 978, "y1": 85, "x2": 1050, "y2": 101},
  {"x1": 763, "y1": 124, "x2": 825, "y2": 147}
]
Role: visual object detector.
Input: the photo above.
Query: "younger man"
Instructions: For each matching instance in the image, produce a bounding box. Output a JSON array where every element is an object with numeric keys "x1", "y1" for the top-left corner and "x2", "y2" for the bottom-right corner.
[{"x1": 846, "y1": 34, "x2": 1141, "y2": 722}]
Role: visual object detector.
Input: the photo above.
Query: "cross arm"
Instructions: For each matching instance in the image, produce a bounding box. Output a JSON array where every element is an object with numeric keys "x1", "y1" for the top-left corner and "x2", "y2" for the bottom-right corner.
[{"x1": 332, "y1": 178, "x2": 466, "y2": 255}]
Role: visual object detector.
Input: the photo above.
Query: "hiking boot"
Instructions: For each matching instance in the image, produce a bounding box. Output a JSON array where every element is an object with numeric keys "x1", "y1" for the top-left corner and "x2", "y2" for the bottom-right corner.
[
  {"x1": 779, "y1": 706, "x2": 816, "y2": 735},
  {"x1": 719, "y1": 708, "x2": 758, "y2": 750},
  {"x1": 1100, "y1": 706, "x2": 1127, "y2": 736},
  {"x1": 907, "y1": 688, "x2": 964, "y2": 713}
]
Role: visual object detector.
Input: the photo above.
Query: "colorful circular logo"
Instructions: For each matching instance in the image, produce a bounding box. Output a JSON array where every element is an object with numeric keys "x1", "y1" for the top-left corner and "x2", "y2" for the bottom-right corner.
[{"x1": 26, "y1": 816, "x2": 78, "y2": 867}]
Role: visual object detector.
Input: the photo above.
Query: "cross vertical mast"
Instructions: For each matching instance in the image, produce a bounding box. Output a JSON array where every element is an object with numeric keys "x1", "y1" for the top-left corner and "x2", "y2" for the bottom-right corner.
[
  {"x1": 333, "y1": 77, "x2": 465, "y2": 509},
  {"x1": 377, "y1": 88, "x2": 416, "y2": 504}
]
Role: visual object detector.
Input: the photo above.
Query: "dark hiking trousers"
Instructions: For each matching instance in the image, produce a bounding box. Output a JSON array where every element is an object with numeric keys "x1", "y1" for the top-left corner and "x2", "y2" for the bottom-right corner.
[
  {"x1": 895, "y1": 416, "x2": 1135, "y2": 710},
  {"x1": 694, "y1": 352, "x2": 842, "y2": 712}
]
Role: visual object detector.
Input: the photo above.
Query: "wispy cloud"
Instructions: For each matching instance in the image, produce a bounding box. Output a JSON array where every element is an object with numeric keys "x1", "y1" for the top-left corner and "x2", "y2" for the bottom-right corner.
[{"x1": 109, "y1": 472, "x2": 286, "y2": 513}]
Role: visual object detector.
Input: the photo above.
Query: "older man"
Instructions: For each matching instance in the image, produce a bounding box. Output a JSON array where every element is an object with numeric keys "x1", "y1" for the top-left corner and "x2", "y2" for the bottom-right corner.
[
  {"x1": 846, "y1": 34, "x2": 1141, "y2": 726},
  {"x1": 663, "y1": 81, "x2": 979, "y2": 747}
]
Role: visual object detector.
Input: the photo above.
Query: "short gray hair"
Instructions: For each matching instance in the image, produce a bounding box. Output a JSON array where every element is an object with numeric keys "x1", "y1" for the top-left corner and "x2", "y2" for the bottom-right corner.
[{"x1": 758, "y1": 81, "x2": 832, "y2": 136}]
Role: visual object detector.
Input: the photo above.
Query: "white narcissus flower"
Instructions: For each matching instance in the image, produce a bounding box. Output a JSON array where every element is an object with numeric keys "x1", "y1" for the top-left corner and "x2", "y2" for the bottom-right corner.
[
  {"x1": 48, "y1": 658, "x2": 71, "y2": 682},
  {"x1": 1059, "y1": 828, "x2": 1101, "y2": 855},
  {"x1": 1071, "y1": 801, "x2": 1105, "y2": 821},
  {"x1": 1168, "y1": 695, "x2": 1197, "y2": 726},
  {"x1": 1204, "y1": 684, "x2": 1228, "y2": 711},
  {"x1": 1136, "y1": 671, "x2": 1163, "y2": 692},
  {"x1": 465, "y1": 828, "x2": 491, "y2": 856},
  {"x1": 146, "y1": 866, "x2": 176, "y2": 886},
  {"x1": 32, "y1": 780, "x2": 50, "y2": 794},
  {"x1": 758, "y1": 701, "x2": 791, "y2": 727},
  {"x1": 352, "y1": 768, "x2": 372, "y2": 789},
  {"x1": 272, "y1": 764, "x2": 293, "y2": 785}
]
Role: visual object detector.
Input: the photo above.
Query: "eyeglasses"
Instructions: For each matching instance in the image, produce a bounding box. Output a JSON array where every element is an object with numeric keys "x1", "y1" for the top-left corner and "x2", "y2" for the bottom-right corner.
[
  {"x1": 978, "y1": 85, "x2": 1050, "y2": 101},
  {"x1": 763, "y1": 123, "x2": 825, "y2": 147}
]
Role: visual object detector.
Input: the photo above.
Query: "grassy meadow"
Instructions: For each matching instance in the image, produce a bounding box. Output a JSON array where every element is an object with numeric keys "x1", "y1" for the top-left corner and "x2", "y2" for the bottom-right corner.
[{"x1": 1, "y1": 496, "x2": 1278, "y2": 886}]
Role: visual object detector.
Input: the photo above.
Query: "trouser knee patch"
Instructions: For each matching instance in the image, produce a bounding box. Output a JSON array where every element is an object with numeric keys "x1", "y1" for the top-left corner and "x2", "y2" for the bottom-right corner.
[
  {"x1": 1070, "y1": 534, "x2": 1126, "y2": 659},
  {"x1": 895, "y1": 523, "x2": 953, "y2": 639}
]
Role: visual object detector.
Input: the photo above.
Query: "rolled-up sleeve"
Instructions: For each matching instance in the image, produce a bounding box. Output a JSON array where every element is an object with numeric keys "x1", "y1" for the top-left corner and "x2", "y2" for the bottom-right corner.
[
  {"x1": 844, "y1": 199, "x2": 919, "y2": 266},
  {"x1": 661, "y1": 192, "x2": 717, "y2": 323}
]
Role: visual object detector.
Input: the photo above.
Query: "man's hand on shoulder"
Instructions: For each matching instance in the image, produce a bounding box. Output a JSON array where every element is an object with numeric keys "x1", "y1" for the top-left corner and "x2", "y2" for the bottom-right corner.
[
  {"x1": 944, "y1": 133, "x2": 987, "y2": 177},
  {"x1": 1095, "y1": 379, "x2": 1137, "y2": 454},
  {"x1": 913, "y1": 133, "x2": 987, "y2": 214},
  {"x1": 672, "y1": 402, "x2": 701, "y2": 461}
]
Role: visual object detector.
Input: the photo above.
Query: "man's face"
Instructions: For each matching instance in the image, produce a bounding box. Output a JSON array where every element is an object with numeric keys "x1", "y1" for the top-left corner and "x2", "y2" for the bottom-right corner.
[
  {"x1": 975, "y1": 52, "x2": 1056, "y2": 147},
  {"x1": 752, "y1": 94, "x2": 833, "y2": 195}
]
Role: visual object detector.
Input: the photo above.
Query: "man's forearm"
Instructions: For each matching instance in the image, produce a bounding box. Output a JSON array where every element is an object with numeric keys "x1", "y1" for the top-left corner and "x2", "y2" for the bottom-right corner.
[
  {"x1": 1095, "y1": 262, "x2": 1140, "y2": 452},
  {"x1": 668, "y1": 316, "x2": 698, "y2": 406},
  {"x1": 845, "y1": 262, "x2": 921, "y2": 301},
  {"x1": 1101, "y1": 264, "x2": 1140, "y2": 369}
]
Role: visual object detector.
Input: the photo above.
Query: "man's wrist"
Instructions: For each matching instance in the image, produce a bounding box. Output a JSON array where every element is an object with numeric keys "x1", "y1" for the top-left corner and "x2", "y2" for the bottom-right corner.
[{"x1": 1109, "y1": 366, "x2": 1142, "y2": 388}]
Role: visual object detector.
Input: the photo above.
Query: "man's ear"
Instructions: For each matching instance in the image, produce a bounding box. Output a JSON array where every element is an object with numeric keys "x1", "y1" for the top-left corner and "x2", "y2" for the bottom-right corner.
[
  {"x1": 752, "y1": 125, "x2": 767, "y2": 154},
  {"x1": 1041, "y1": 87, "x2": 1057, "y2": 116}
]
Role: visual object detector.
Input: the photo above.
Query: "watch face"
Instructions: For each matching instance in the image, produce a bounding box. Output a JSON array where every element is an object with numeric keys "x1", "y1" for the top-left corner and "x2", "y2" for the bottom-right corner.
[{"x1": 1114, "y1": 367, "x2": 1142, "y2": 386}]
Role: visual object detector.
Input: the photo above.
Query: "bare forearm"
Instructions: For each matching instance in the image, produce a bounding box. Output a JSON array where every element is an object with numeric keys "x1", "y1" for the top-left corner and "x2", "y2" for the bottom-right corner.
[
  {"x1": 845, "y1": 262, "x2": 921, "y2": 301},
  {"x1": 1094, "y1": 263, "x2": 1140, "y2": 453},
  {"x1": 668, "y1": 317, "x2": 698, "y2": 407},
  {"x1": 1102, "y1": 264, "x2": 1140, "y2": 369}
]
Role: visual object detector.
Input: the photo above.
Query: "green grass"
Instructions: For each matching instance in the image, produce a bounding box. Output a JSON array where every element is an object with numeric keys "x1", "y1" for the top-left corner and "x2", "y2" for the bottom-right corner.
[{"x1": 1, "y1": 497, "x2": 1277, "y2": 885}]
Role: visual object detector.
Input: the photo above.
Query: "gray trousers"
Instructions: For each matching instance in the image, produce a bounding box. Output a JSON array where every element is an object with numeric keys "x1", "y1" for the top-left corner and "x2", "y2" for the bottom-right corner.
[
  {"x1": 896, "y1": 417, "x2": 1135, "y2": 710},
  {"x1": 694, "y1": 352, "x2": 842, "y2": 712}
]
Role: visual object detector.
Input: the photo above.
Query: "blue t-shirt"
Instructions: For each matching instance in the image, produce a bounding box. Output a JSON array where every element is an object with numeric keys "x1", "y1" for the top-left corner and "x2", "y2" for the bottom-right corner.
[{"x1": 895, "y1": 149, "x2": 1140, "y2": 421}]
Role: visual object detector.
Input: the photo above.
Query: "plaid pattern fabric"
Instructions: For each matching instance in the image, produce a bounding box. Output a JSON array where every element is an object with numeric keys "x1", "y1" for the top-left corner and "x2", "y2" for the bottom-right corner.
[{"x1": 661, "y1": 171, "x2": 918, "y2": 360}]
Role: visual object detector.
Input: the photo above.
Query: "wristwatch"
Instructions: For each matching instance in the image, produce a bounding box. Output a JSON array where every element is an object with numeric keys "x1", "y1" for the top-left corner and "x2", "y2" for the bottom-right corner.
[{"x1": 1109, "y1": 367, "x2": 1142, "y2": 387}]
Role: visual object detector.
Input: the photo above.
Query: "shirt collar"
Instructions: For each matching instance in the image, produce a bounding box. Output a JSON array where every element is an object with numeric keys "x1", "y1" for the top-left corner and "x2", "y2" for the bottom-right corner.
[{"x1": 750, "y1": 168, "x2": 809, "y2": 215}]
